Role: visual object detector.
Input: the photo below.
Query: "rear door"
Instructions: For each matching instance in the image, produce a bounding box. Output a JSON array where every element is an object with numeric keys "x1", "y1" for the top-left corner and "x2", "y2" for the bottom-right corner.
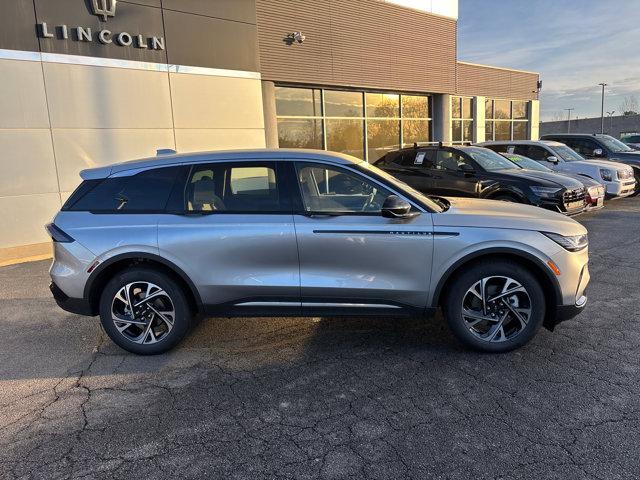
[
  {"x1": 386, "y1": 149, "x2": 437, "y2": 194},
  {"x1": 428, "y1": 148, "x2": 479, "y2": 197},
  {"x1": 158, "y1": 161, "x2": 300, "y2": 314},
  {"x1": 290, "y1": 161, "x2": 433, "y2": 315}
]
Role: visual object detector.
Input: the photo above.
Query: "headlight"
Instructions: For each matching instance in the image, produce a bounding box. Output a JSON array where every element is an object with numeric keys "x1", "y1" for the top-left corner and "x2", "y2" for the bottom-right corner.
[
  {"x1": 600, "y1": 168, "x2": 613, "y2": 181},
  {"x1": 542, "y1": 232, "x2": 588, "y2": 252},
  {"x1": 587, "y1": 186, "x2": 601, "y2": 198},
  {"x1": 530, "y1": 186, "x2": 561, "y2": 198}
]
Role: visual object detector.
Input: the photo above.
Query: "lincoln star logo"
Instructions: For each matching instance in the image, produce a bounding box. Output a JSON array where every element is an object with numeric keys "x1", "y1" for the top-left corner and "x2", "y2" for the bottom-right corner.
[{"x1": 91, "y1": 0, "x2": 117, "y2": 22}]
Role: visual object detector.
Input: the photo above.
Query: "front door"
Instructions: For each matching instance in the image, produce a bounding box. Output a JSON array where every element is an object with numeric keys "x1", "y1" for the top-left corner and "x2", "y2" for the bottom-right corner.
[
  {"x1": 158, "y1": 161, "x2": 300, "y2": 315},
  {"x1": 290, "y1": 161, "x2": 434, "y2": 316}
]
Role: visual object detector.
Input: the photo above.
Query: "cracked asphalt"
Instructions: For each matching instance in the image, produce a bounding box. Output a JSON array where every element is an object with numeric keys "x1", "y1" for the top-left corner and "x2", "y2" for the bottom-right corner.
[{"x1": 1, "y1": 198, "x2": 640, "y2": 480}]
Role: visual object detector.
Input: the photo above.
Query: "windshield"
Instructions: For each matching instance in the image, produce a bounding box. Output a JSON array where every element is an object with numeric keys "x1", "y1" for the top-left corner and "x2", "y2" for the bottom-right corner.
[
  {"x1": 598, "y1": 135, "x2": 634, "y2": 152},
  {"x1": 357, "y1": 161, "x2": 445, "y2": 213},
  {"x1": 550, "y1": 144, "x2": 585, "y2": 162},
  {"x1": 463, "y1": 147, "x2": 519, "y2": 171},
  {"x1": 502, "y1": 154, "x2": 551, "y2": 172}
]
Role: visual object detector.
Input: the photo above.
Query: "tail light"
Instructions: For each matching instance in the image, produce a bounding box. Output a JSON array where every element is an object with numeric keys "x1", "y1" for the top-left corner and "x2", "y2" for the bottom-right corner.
[{"x1": 45, "y1": 223, "x2": 74, "y2": 243}]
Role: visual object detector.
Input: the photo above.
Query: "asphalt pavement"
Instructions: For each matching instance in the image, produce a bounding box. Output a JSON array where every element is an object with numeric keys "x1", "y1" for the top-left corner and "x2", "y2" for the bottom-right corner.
[{"x1": 1, "y1": 198, "x2": 640, "y2": 480}]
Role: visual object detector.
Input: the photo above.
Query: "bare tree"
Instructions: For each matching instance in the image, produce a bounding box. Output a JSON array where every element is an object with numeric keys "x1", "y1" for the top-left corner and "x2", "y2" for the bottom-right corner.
[
  {"x1": 619, "y1": 95, "x2": 639, "y2": 116},
  {"x1": 550, "y1": 111, "x2": 566, "y2": 121}
]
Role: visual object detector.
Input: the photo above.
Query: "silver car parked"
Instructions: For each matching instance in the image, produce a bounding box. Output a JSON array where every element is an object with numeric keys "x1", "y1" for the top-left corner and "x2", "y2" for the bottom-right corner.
[{"x1": 48, "y1": 149, "x2": 590, "y2": 354}]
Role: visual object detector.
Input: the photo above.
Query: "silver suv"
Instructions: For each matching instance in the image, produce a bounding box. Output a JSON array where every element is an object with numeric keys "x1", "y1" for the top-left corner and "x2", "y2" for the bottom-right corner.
[{"x1": 48, "y1": 149, "x2": 590, "y2": 354}]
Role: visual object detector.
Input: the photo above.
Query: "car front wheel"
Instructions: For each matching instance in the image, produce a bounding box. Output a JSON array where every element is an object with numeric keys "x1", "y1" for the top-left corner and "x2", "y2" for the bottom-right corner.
[
  {"x1": 444, "y1": 261, "x2": 545, "y2": 352},
  {"x1": 99, "y1": 268, "x2": 193, "y2": 355}
]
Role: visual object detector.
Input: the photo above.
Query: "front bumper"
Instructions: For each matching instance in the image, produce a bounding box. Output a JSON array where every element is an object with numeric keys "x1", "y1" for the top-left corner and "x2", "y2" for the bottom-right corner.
[
  {"x1": 50, "y1": 282, "x2": 94, "y2": 316},
  {"x1": 546, "y1": 295, "x2": 587, "y2": 330},
  {"x1": 605, "y1": 179, "x2": 636, "y2": 198}
]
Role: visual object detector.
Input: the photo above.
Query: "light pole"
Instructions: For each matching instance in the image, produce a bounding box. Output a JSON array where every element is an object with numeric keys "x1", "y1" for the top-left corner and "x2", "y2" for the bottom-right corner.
[
  {"x1": 598, "y1": 83, "x2": 608, "y2": 134},
  {"x1": 564, "y1": 107, "x2": 574, "y2": 133},
  {"x1": 607, "y1": 110, "x2": 615, "y2": 135}
]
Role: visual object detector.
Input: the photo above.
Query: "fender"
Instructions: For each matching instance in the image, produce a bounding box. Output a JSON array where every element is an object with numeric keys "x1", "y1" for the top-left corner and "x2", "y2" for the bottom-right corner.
[
  {"x1": 83, "y1": 252, "x2": 204, "y2": 311},
  {"x1": 430, "y1": 246, "x2": 562, "y2": 308},
  {"x1": 480, "y1": 186, "x2": 529, "y2": 203}
]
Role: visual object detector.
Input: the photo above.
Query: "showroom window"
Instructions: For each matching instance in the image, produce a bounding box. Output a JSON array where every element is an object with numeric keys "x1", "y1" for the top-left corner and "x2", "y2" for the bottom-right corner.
[
  {"x1": 275, "y1": 86, "x2": 432, "y2": 162},
  {"x1": 451, "y1": 96, "x2": 474, "y2": 144},
  {"x1": 485, "y1": 99, "x2": 529, "y2": 141}
]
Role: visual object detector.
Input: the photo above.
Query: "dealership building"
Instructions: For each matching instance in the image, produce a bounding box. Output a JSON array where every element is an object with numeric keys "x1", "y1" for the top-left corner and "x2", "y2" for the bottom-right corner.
[{"x1": 0, "y1": 0, "x2": 540, "y2": 263}]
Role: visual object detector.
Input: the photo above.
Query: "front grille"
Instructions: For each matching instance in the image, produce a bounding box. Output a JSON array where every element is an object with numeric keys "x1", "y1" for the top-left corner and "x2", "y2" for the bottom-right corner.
[
  {"x1": 617, "y1": 169, "x2": 634, "y2": 180},
  {"x1": 563, "y1": 187, "x2": 586, "y2": 210}
]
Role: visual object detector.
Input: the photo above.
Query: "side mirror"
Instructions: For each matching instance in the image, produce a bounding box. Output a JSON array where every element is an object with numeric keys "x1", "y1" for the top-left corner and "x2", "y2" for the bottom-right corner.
[
  {"x1": 458, "y1": 164, "x2": 475, "y2": 175},
  {"x1": 546, "y1": 156, "x2": 559, "y2": 164},
  {"x1": 381, "y1": 195, "x2": 419, "y2": 219},
  {"x1": 592, "y1": 148, "x2": 604, "y2": 157}
]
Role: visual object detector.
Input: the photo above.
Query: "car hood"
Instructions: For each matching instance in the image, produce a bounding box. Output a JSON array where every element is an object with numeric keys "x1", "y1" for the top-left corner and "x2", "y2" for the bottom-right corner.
[
  {"x1": 609, "y1": 151, "x2": 640, "y2": 164},
  {"x1": 556, "y1": 172, "x2": 601, "y2": 187},
  {"x1": 581, "y1": 159, "x2": 634, "y2": 171},
  {"x1": 494, "y1": 169, "x2": 583, "y2": 189},
  {"x1": 434, "y1": 197, "x2": 587, "y2": 236}
]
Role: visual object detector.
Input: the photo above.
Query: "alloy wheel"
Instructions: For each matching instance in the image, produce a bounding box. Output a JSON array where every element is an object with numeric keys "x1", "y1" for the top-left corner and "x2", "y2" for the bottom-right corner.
[
  {"x1": 111, "y1": 281, "x2": 175, "y2": 345},
  {"x1": 461, "y1": 276, "x2": 532, "y2": 343}
]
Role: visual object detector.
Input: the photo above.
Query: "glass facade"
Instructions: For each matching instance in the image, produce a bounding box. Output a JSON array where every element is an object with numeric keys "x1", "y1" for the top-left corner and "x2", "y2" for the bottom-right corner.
[
  {"x1": 485, "y1": 99, "x2": 529, "y2": 141},
  {"x1": 451, "y1": 96, "x2": 474, "y2": 144},
  {"x1": 276, "y1": 86, "x2": 432, "y2": 162}
]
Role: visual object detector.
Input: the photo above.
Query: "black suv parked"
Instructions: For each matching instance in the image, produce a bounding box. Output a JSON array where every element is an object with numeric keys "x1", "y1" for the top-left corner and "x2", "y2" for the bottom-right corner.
[
  {"x1": 541, "y1": 133, "x2": 640, "y2": 183},
  {"x1": 375, "y1": 145, "x2": 587, "y2": 215}
]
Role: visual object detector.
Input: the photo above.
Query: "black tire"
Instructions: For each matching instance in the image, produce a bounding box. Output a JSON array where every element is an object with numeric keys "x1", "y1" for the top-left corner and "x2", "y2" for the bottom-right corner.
[
  {"x1": 443, "y1": 260, "x2": 545, "y2": 353},
  {"x1": 99, "y1": 268, "x2": 193, "y2": 355}
]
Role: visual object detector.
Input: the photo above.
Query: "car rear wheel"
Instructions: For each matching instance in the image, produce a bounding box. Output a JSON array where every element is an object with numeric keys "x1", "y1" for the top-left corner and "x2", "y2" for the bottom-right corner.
[
  {"x1": 443, "y1": 261, "x2": 545, "y2": 352},
  {"x1": 99, "y1": 268, "x2": 193, "y2": 355}
]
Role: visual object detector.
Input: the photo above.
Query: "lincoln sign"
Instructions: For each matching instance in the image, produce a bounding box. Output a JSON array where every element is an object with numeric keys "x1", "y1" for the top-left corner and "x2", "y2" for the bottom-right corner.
[{"x1": 37, "y1": 22, "x2": 165, "y2": 51}]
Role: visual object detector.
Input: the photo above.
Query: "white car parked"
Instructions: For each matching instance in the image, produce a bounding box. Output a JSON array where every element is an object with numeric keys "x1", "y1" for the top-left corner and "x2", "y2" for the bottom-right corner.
[{"x1": 480, "y1": 140, "x2": 636, "y2": 198}]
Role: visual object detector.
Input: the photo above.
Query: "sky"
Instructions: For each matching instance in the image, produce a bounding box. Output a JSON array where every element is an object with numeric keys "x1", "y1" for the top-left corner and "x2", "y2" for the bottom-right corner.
[{"x1": 457, "y1": 0, "x2": 640, "y2": 122}]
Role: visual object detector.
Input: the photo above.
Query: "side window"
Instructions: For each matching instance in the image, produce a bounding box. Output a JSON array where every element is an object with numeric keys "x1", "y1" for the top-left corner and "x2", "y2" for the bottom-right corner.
[
  {"x1": 400, "y1": 149, "x2": 435, "y2": 167},
  {"x1": 525, "y1": 146, "x2": 549, "y2": 161},
  {"x1": 295, "y1": 163, "x2": 393, "y2": 214},
  {"x1": 564, "y1": 138, "x2": 597, "y2": 156},
  {"x1": 376, "y1": 151, "x2": 401, "y2": 167},
  {"x1": 186, "y1": 163, "x2": 284, "y2": 213},
  {"x1": 68, "y1": 167, "x2": 180, "y2": 212},
  {"x1": 484, "y1": 144, "x2": 508, "y2": 153},
  {"x1": 434, "y1": 150, "x2": 471, "y2": 171},
  {"x1": 513, "y1": 145, "x2": 529, "y2": 156}
]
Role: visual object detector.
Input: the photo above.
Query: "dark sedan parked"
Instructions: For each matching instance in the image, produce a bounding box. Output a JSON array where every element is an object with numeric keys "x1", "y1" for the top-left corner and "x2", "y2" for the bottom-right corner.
[
  {"x1": 499, "y1": 152, "x2": 605, "y2": 211},
  {"x1": 375, "y1": 145, "x2": 587, "y2": 215}
]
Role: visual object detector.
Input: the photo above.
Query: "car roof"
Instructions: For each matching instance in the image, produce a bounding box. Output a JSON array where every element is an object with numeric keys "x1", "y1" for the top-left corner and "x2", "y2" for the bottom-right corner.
[
  {"x1": 80, "y1": 148, "x2": 363, "y2": 180},
  {"x1": 480, "y1": 140, "x2": 566, "y2": 147},
  {"x1": 541, "y1": 133, "x2": 608, "y2": 138}
]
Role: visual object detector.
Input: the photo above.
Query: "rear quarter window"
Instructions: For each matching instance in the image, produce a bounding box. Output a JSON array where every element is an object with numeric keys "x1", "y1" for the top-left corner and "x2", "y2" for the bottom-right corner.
[{"x1": 65, "y1": 166, "x2": 181, "y2": 213}]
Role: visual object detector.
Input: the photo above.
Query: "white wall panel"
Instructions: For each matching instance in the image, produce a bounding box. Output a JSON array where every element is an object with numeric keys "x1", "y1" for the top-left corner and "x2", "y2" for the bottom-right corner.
[
  {"x1": 0, "y1": 130, "x2": 58, "y2": 197},
  {"x1": 170, "y1": 73, "x2": 265, "y2": 129},
  {"x1": 0, "y1": 193, "x2": 61, "y2": 249},
  {"x1": 175, "y1": 129, "x2": 266, "y2": 153},
  {"x1": 0, "y1": 59, "x2": 50, "y2": 129},
  {"x1": 52, "y1": 128, "x2": 176, "y2": 192},
  {"x1": 43, "y1": 62, "x2": 173, "y2": 129}
]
